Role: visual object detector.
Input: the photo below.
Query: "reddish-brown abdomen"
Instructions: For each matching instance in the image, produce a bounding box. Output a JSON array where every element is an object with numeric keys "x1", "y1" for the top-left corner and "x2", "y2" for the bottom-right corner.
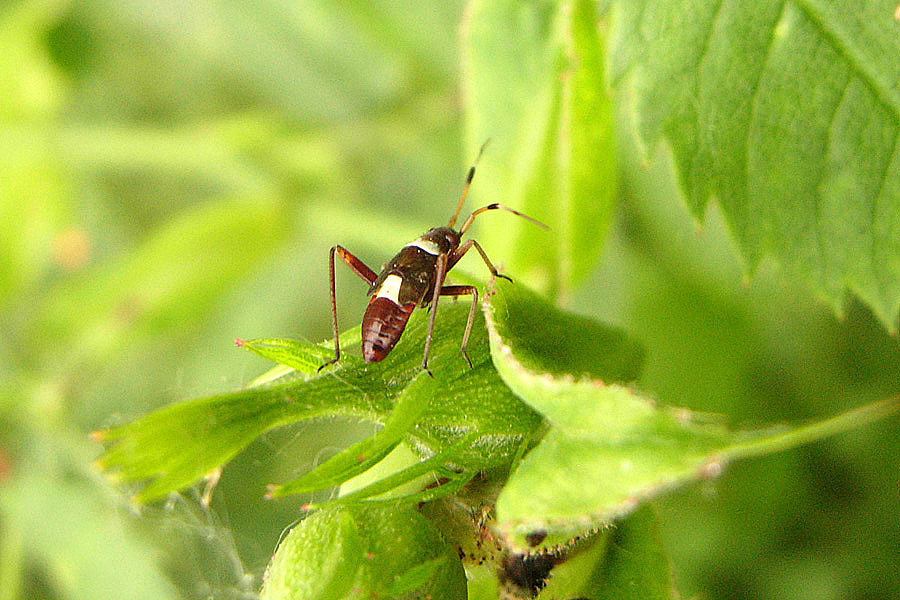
[{"x1": 361, "y1": 297, "x2": 415, "y2": 362}]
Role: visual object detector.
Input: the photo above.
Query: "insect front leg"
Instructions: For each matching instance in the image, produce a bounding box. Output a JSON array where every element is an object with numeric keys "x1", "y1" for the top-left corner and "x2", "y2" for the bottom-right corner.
[
  {"x1": 448, "y1": 239, "x2": 512, "y2": 283},
  {"x1": 320, "y1": 245, "x2": 378, "y2": 371},
  {"x1": 439, "y1": 285, "x2": 478, "y2": 369},
  {"x1": 420, "y1": 252, "x2": 449, "y2": 376}
]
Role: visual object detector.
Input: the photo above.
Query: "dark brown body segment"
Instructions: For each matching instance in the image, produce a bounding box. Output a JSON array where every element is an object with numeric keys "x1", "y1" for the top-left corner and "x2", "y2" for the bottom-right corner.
[
  {"x1": 361, "y1": 296, "x2": 415, "y2": 362},
  {"x1": 368, "y1": 245, "x2": 440, "y2": 305},
  {"x1": 360, "y1": 236, "x2": 456, "y2": 363}
]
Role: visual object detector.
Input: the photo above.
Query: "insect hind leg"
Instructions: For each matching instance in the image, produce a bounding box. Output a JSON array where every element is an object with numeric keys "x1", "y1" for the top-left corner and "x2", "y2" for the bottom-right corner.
[
  {"x1": 320, "y1": 245, "x2": 378, "y2": 372},
  {"x1": 439, "y1": 284, "x2": 478, "y2": 369}
]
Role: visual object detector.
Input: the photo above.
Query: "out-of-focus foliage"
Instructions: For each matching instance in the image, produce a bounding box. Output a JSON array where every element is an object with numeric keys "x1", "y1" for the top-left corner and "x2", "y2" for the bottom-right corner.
[
  {"x1": 2, "y1": 0, "x2": 900, "y2": 599},
  {"x1": 1, "y1": 0, "x2": 467, "y2": 597},
  {"x1": 612, "y1": 0, "x2": 900, "y2": 331},
  {"x1": 464, "y1": 0, "x2": 617, "y2": 300}
]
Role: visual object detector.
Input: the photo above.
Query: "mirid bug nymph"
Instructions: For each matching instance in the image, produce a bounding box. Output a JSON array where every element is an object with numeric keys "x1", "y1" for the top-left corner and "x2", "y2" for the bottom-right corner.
[{"x1": 322, "y1": 144, "x2": 547, "y2": 375}]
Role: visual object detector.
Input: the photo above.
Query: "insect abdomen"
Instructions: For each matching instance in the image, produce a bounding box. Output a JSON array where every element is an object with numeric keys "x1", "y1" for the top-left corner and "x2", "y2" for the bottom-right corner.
[{"x1": 361, "y1": 296, "x2": 415, "y2": 363}]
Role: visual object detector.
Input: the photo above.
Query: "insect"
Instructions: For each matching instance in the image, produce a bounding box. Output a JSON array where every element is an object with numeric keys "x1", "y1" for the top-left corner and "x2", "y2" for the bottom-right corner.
[{"x1": 322, "y1": 144, "x2": 547, "y2": 374}]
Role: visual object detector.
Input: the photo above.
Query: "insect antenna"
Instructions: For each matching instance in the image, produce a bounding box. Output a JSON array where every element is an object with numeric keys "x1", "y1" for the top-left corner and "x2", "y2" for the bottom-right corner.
[
  {"x1": 458, "y1": 203, "x2": 549, "y2": 236},
  {"x1": 448, "y1": 139, "x2": 491, "y2": 229}
]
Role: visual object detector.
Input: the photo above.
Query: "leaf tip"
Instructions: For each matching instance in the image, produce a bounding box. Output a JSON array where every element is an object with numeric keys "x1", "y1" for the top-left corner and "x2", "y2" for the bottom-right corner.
[{"x1": 235, "y1": 337, "x2": 246, "y2": 348}]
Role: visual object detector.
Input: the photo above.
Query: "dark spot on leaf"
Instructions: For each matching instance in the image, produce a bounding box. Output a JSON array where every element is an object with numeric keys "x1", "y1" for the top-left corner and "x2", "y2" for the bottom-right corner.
[
  {"x1": 525, "y1": 529, "x2": 547, "y2": 547},
  {"x1": 500, "y1": 551, "x2": 565, "y2": 594}
]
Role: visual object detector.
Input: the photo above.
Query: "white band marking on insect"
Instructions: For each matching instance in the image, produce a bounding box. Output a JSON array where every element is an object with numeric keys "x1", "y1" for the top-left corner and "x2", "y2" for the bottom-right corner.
[
  {"x1": 376, "y1": 274, "x2": 403, "y2": 304},
  {"x1": 404, "y1": 238, "x2": 441, "y2": 255}
]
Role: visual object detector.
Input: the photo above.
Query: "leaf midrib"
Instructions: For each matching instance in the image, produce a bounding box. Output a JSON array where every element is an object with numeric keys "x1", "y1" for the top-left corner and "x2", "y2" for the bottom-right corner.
[{"x1": 796, "y1": 0, "x2": 900, "y2": 119}]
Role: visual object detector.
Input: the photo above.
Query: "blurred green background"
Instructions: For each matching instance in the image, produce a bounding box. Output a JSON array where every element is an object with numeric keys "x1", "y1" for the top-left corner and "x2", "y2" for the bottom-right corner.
[{"x1": 1, "y1": 1, "x2": 898, "y2": 599}]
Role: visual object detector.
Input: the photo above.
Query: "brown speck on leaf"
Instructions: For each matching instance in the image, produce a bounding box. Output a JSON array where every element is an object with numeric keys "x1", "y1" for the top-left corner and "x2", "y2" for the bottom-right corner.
[
  {"x1": 53, "y1": 226, "x2": 91, "y2": 271},
  {"x1": 525, "y1": 529, "x2": 547, "y2": 548},
  {"x1": 0, "y1": 449, "x2": 10, "y2": 480}
]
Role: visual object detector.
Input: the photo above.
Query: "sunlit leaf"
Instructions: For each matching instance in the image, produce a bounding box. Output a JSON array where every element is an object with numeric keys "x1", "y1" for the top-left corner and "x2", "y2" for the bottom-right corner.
[
  {"x1": 238, "y1": 337, "x2": 336, "y2": 374},
  {"x1": 484, "y1": 280, "x2": 900, "y2": 550},
  {"x1": 95, "y1": 298, "x2": 541, "y2": 503},
  {"x1": 272, "y1": 372, "x2": 434, "y2": 497},
  {"x1": 303, "y1": 436, "x2": 479, "y2": 508},
  {"x1": 611, "y1": 0, "x2": 900, "y2": 330}
]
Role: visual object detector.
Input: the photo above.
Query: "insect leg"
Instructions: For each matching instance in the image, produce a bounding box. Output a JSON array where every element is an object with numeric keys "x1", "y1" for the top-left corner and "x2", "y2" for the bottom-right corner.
[
  {"x1": 457, "y1": 203, "x2": 548, "y2": 236},
  {"x1": 448, "y1": 239, "x2": 512, "y2": 282},
  {"x1": 421, "y1": 252, "x2": 449, "y2": 376},
  {"x1": 320, "y1": 245, "x2": 378, "y2": 371},
  {"x1": 439, "y1": 285, "x2": 477, "y2": 368}
]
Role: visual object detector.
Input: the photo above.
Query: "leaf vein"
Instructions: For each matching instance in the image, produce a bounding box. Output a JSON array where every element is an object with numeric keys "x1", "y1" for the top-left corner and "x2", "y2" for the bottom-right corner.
[
  {"x1": 795, "y1": 0, "x2": 900, "y2": 122},
  {"x1": 689, "y1": 0, "x2": 727, "y2": 195},
  {"x1": 744, "y1": 1, "x2": 788, "y2": 232},
  {"x1": 815, "y1": 73, "x2": 853, "y2": 285},
  {"x1": 870, "y1": 130, "x2": 900, "y2": 308}
]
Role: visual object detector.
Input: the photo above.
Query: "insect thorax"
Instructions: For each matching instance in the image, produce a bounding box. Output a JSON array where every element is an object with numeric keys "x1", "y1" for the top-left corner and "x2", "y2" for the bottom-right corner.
[{"x1": 368, "y1": 227, "x2": 460, "y2": 307}]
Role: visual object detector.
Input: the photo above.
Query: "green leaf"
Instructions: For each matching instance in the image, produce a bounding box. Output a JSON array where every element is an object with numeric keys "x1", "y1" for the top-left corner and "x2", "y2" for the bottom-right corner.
[
  {"x1": 271, "y1": 372, "x2": 434, "y2": 497},
  {"x1": 238, "y1": 337, "x2": 336, "y2": 374},
  {"x1": 483, "y1": 280, "x2": 900, "y2": 550},
  {"x1": 95, "y1": 297, "x2": 542, "y2": 502},
  {"x1": 306, "y1": 436, "x2": 479, "y2": 508},
  {"x1": 485, "y1": 279, "x2": 645, "y2": 435},
  {"x1": 463, "y1": 0, "x2": 616, "y2": 299},
  {"x1": 385, "y1": 557, "x2": 451, "y2": 597},
  {"x1": 610, "y1": 0, "x2": 900, "y2": 330},
  {"x1": 502, "y1": 399, "x2": 899, "y2": 551},
  {"x1": 584, "y1": 506, "x2": 675, "y2": 600},
  {"x1": 260, "y1": 504, "x2": 467, "y2": 600},
  {"x1": 95, "y1": 373, "x2": 372, "y2": 502}
]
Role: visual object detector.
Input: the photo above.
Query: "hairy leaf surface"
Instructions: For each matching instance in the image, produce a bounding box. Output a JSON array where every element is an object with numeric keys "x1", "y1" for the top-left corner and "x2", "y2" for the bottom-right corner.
[{"x1": 484, "y1": 281, "x2": 899, "y2": 550}]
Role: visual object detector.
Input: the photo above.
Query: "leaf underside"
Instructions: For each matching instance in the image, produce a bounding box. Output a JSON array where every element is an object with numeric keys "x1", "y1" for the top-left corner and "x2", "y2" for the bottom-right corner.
[
  {"x1": 611, "y1": 0, "x2": 900, "y2": 330},
  {"x1": 483, "y1": 281, "x2": 900, "y2": 551}
]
